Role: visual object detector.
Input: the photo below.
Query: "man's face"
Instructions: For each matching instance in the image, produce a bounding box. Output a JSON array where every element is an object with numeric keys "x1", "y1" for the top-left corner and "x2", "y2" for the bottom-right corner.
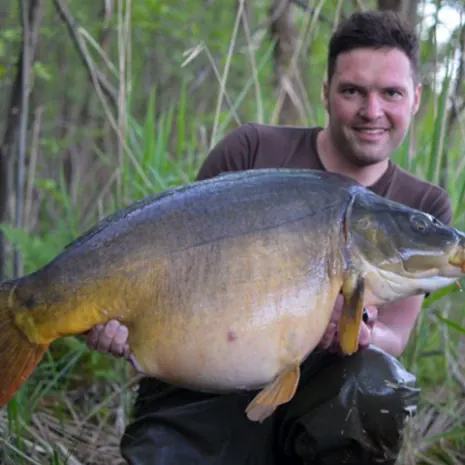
[{"x1": 323, "y1": 47, "x2": 422, "y2": 167}]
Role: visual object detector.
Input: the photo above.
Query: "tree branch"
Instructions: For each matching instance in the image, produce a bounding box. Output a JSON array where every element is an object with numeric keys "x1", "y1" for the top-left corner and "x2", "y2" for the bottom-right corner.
[
  {"x1": 52, "y1": 0, "x2": 118, "y2": 110},
  {"x1": 13, "y1": 0, "x2": 33, "y2": 278},
  {"x1": 53, "y1": 0, "x2": 152, "y2": 197},
  {"x1": 446, "y1": 20, "x2": 465, "y2": 138},
  {"x1": 289, "y1": 0, "x2": 333, "y2": 23},
  {"x1": 189, "y1": 0, "x2": 334, "y2": 94}
]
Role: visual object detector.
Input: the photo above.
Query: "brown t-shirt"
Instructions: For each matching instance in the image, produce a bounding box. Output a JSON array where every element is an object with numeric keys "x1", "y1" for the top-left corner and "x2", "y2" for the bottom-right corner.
[{"x1": 197, "y1": 123, "x2": 453, "y2": 226}]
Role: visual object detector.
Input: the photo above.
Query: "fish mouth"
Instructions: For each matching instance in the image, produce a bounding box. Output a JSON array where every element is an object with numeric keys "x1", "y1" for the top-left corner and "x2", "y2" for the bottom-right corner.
[
  {"x1": 449, "y1": 252, "x2": 465, "y2": 273},
  {"x1": 448, "y1": 236, "x2": 465, "y2": 273}
]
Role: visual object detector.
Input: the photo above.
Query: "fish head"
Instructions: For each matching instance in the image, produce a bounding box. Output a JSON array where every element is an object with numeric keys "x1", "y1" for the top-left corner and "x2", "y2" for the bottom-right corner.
[{"x1": 345, "y1": 190, "x2": 465, "y2": 303}]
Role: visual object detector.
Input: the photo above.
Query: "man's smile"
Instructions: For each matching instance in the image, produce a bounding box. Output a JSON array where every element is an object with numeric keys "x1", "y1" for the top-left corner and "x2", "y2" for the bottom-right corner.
[{"x1": 352, "y1": 127, "x2": 389, "y2": 141}]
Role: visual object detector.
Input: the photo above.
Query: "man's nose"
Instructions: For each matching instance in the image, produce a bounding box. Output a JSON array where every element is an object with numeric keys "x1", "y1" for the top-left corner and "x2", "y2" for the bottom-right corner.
[{"x1": 359, "y1": 93, "x2": 383, "y2": 120}]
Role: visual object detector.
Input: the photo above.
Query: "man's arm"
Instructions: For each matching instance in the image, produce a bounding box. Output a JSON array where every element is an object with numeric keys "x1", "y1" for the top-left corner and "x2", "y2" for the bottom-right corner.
[
  {"x1": 318, "y1": 294, "x2": 424, "y2": 358},
  {"x1": 368, "y1": 294, "x2": 424, "y2": 357},
  {"x1": 196, "y1": 124, "x2": 257, "y2": 181}
]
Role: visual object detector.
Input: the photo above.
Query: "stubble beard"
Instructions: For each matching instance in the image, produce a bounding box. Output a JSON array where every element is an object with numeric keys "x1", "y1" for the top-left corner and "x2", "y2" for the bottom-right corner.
[{"x1": 332, "y1": 125, "x2": 391, "y2": 168}]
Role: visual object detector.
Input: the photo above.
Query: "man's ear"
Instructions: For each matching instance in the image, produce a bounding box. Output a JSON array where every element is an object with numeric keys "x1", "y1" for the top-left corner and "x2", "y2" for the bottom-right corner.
[{"x1": 412, "y1": 83, "x2": 422, "y2": 115}]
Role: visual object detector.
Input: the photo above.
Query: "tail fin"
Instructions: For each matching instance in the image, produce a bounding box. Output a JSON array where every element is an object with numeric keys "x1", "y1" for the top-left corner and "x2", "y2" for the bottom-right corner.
[{"x1": 0, "y1": 281, "x2": 48, "y2": 406}]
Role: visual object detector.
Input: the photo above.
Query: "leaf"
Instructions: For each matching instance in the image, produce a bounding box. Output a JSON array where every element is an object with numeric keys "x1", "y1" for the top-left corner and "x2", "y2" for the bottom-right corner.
[
  {"x1": 33, "y1": 62, "x2": 52, "y2": 81},
  {"x1": 434, "y1": 312, "x2": 465, "y2": 335},
  {"x1": 424, "y1": 281, "x2": 464, "y2": 305}
]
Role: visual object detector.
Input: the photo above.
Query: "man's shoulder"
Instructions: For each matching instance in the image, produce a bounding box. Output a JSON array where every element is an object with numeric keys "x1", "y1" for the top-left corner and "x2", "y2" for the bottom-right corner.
[
  {"x1": 243, "y1": 122, "x2": 320, "y2": 139},
  {"x1": 391, "y1": 164, "x2": 453, "y2": 225},
  {"x1": 213, "y1": 123, "x2": 322, "y2": 171},
  {"x1": 209, "y1": 123, "x2": 318, "y2": 152},
  {"x1": 392, "y1": 164, "x2": 448, "y2": 198},
  {"x1": 197, "y1": 123, "x2": 319, "y2": 181}
]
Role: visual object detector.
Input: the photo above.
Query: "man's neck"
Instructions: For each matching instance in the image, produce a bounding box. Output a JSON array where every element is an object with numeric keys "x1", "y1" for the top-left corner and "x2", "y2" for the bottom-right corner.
[{"x1": 317, "y1": 128, "x2": 389, "y2": 187}]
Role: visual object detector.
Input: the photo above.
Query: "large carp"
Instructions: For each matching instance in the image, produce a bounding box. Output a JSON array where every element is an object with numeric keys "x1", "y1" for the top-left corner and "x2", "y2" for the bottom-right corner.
[{"x1": 1, "y1": 169, "x2": 464, "y2": 422}]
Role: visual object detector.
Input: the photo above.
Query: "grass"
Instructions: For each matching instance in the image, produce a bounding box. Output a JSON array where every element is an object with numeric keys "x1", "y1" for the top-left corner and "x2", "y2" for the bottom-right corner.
[{"x1": 1, "y1": 1, "x2": 465, "y2": 464}]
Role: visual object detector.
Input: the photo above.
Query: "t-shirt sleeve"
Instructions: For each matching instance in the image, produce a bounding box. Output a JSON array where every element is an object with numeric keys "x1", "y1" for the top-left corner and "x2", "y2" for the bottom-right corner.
[
  {"x1": 428, "y1": 188, "x2": 453, "y2": 226},
  {"x1": 195, "y1": 124, "x2": 258, "y2": 181}
]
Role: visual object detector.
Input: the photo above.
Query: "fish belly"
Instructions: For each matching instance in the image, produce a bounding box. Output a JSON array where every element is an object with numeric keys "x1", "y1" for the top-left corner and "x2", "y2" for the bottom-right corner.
[
  {"x1": 128, "y1": 231, "x2": 343, "y2": 393},
  {"x1": 132, "y1": 296, "x2": 335, "y2": 392}
]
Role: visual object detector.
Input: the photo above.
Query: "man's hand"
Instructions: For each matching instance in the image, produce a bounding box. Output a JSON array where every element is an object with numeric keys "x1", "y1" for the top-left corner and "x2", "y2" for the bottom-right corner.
[
  {"x1": 318, "y1": 295, "x2": 377, "y2": 352},
  {"x1": 85, "y1": 320, "x2": 144, "y2": 373},
  {"x1": 359, "y1": 306, "x2": 378, "y2": 347}
]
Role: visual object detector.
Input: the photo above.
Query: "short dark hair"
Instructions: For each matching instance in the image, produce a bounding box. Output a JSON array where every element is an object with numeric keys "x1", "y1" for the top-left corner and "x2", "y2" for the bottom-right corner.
[{"x1": 327, "y1": 10, "x2": 420, "y2": 84}]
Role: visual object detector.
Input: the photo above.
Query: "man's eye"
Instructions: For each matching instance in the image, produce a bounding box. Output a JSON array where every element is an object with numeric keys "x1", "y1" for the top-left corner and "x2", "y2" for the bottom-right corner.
[
  {"x1": 342, "y1": 88, "x2": 358, "y2": 96},
  {"x1": 386, "y1": 89, "x2": 402, "y2": 98}
]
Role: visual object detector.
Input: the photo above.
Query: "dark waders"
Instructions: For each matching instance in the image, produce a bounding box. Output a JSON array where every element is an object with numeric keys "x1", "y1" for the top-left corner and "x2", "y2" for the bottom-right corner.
[{"x1": 120, "y1": 345, "x2": 419, "y2": 465}]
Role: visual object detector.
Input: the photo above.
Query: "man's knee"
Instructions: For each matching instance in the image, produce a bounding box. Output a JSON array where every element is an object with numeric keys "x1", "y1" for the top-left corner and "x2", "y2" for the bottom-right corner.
[
  {"x1": 276, "y1": 346, "x2": 420, "y2": 465},
  {"x1": 120, "y1": 377, "x2": 277, "y2": 465}
]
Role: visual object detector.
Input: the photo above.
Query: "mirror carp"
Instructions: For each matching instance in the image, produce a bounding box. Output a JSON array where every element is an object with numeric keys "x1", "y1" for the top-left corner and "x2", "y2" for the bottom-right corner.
[{"x1": 1, "y1": 169, "x2": 464, "y2": 422}]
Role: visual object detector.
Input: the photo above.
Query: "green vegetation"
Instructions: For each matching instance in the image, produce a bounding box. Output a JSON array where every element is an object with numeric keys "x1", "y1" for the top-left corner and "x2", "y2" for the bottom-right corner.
[{"x1": 0, "y1": 0, "x2": 464, "y2": 463}]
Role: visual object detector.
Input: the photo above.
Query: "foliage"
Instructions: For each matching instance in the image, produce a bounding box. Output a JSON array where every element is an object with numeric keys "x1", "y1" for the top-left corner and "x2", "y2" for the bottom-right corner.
[{"x1": 1, "y1": 0, "x2": 465, "y2": 463}]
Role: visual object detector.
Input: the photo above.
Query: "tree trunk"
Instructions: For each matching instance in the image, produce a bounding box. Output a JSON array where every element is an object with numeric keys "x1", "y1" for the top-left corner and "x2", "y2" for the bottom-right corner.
[
  {"x1": 0, "y1": 0, "x2": 44, "y2": 280},
  {"x1": 404, "y1": 0, "x2": 419, "y2": 25},
  {"x1": 239, "y1": 0, "x2": 251, "y2": 26},
  {"x1": 378, "y1": 0, "x2": 402, "y2": 12},
  {"x1": 269, "y1": 0, "x2": 302, "y2": 125},
  {"x1": 378, "y1": 0, "x2": 419, "y2": 25},
  {"x1": 441, "y1": 20, "x2": 465, "y2": 189}
]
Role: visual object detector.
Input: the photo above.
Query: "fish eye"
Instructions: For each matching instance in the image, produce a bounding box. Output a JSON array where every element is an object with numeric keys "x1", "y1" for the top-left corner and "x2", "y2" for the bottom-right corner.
[{"x1": 410, "y1": 215, "x2": 430, "y2": 233}]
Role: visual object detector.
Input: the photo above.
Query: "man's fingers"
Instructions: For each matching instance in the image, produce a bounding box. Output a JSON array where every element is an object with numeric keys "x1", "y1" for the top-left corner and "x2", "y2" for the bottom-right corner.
[
  {"x1": 319, "y1": 302, "x2": 378, "y2": 352},
  {"x1": 358, "y1": 322, "x2": 371, "y2": 347},
  {"x1": 109, "y1": 324, "x2": 129, "y2": 356},
  {"x1": 86, "y1": 324, "x2": 104, "y2": 350},
  {"x1": 364, "y1": 306, "x2": 379, "y2": 329},
  {"x1": 84, "y1": 319, "x2": 133, "y2": 362},
  {"x1": 122, "y1": 345, "x2": 133, "y2": 360},
  {"x1": 95, "y1": 320, "x2": 120, "y2": 353}
]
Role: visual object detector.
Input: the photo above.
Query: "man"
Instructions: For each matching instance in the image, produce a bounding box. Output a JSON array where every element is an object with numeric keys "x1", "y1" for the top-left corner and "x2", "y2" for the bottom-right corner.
[{"x1": 86, "y1": 10, "x2": 452, "y2": 465}]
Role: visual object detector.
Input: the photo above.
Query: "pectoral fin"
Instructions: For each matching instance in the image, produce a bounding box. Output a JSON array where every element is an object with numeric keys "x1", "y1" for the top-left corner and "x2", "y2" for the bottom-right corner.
[
  {"x1": 339, "y1": 272, "x2": 365, "y2": 355},
  {"x1": 245, "y1": 364, "x2": 300, "y2": 422}
]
